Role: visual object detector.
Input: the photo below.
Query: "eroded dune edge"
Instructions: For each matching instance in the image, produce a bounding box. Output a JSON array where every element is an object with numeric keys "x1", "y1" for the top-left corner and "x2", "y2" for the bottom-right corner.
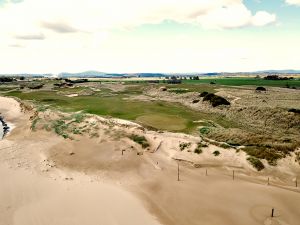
[{"x1": 0, "y1": 96, "x2": 300, "y2": 225}]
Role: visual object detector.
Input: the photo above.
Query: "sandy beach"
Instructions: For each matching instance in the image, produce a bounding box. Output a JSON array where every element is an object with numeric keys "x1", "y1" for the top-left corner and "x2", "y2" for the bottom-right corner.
[{"x1": 0, "y1": 96, "x2": 300, "y2": 225}]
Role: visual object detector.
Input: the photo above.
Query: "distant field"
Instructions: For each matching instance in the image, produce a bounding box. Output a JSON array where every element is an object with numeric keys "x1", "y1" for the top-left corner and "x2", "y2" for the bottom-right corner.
[{"x1": 183, "y1": 78, "x2": 300, "y2": 87}]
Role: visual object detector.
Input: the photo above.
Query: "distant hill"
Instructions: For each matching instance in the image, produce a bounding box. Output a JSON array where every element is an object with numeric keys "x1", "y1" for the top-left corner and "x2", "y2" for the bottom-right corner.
[
  {"x1": 0, "y1": 73, "x2": 52, "y2": 77},
  {"x1": 59, "y1": 71, "x2": 166, "y2": 78},
  {"x1": 256, "y1": 70, "x2": 300, "y2": 74},
  {"x1": 1, "y1": 69, "x2": 300, "y2": 78},
  {"x1": 59, "y1": 71, "x2": 110, "y2": 78}
]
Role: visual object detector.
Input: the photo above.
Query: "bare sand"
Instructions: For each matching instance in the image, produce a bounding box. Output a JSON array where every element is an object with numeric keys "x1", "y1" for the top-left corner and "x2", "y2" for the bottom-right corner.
[
  {"x1": 1, "y1": 96, "x2": 300, "y2": 225},
  {"x1": 0, "y1": 165, "x2": 160, "y2": 225},
  {"x1": 0, "y1": 97, "x2": 161, "y2": 225}
]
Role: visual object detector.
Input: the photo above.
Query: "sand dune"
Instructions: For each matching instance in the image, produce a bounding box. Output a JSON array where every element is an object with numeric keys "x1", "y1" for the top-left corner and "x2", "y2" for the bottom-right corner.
[{"x1": 1, "y1": 96, "x2": 300, "y2": 225}]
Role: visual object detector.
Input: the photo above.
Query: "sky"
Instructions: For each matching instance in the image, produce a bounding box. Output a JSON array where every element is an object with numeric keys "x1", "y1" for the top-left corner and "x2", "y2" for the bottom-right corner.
[{"x1": 0, "y1": 0, "x2": 299, "y2": 74}]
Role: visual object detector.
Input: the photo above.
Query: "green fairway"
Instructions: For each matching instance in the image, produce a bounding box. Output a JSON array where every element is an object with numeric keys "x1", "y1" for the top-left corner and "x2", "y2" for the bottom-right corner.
[{"x1": 136, "y1": 114, "x2": 187, "y2": 131}]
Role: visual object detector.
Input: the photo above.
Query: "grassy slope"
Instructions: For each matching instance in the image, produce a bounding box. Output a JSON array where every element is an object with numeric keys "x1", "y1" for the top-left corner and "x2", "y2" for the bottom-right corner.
[{"x1": 183, "y1": 78, "x2": 300, "y2": 87}]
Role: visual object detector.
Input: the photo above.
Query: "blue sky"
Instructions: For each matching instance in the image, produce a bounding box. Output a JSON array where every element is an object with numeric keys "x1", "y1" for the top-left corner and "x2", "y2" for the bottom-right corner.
[{"x1": 0, "y1": 0, "x2": 299, "y2": 73}]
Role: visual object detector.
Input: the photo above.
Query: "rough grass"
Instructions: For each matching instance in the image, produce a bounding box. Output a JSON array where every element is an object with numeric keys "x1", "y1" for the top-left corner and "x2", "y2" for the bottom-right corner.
[
  {"x1": 168, "y1": 88, "x2": 190, "y2": 94},
  {"x1": 247, "y1": 157, "x2": 265, "y2": 171},
  {"x1": 183, "y1": 78, "x2": 300, "y2": 87},
  {"x1": 30, "y1": 117, "x2": 40, "y2": 131},
  {"x1": 130, "y1": 135, "x2": 149, "y2": 148},
  {"x1": 205, "y1": 127, "x2": 299, "y2": 165},
  {"x1": 52, "y1": 119, "x2": 70, "y2": 139}
]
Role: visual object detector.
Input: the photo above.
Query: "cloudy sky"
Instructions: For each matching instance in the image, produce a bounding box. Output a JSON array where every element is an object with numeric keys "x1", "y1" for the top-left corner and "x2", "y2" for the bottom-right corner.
[{"x1": 0, "y1": 0, "x2": 299, "y2": 74}]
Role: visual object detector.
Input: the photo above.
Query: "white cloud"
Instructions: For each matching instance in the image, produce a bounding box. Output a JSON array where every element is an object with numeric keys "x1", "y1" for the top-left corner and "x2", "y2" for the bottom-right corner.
[
  {"x1": 0, "y1": 0, "x2": 288, "y2": 74},
  {"x1": 0, "y1": 0, "x2": 276, "y2": 38},
  {"x1": 196, "y1": 3, "x2": 275, "y2": 29},
  {"x1": 286, "y1": 0, "x2": 300, "y2": 6},
  {"x1": 251, "y1": 11, "x2": 276, "y2": 27}
]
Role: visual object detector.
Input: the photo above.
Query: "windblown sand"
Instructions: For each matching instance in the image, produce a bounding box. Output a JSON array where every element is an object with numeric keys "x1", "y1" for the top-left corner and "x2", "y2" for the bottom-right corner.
[{"x1": 1, "y1": 96, "x2": 300, "y2": 225}]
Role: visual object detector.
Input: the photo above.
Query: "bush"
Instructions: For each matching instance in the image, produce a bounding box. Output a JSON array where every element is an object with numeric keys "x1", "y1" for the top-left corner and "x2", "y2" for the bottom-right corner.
[
  {"x1": 28, "y1": 83, "x2": 44, "y2": 89},
  {"x1": 247, "y1": 157, "x2": 265, "y2": 171},
  {"x1": 194, "y1": 143, "x2": 204, "y2": 154},
  {"x1": 130, "y1": 135, "x2": 149, "y2": 148},
  {"x1": 203, "y1": 93, "x2": 215, "y2": 102},
  {"x1": 192, "y1": 99, "x2": 200, "y2": 104},
  {"x1": 288, "y1": 108, "x2": 300, "y2": 114},
  {"x1": 199, "y1": 127, "x2": 210, "y2": 135},
  {"x1": 179, "y1": 142, "x2": 191, "y2": 151},
  {"x1": 194, "y1": 148, "x2": 202, "y2": 154},
  {"x1": 213, "y1": 150, "x2": 220, "y2": 156},
  {"x1": 256, "y1": 87, "x2": 267, "y2": 92},
  {"x1": 197, "y1": 142, "x2": 208, "y2": 148},
  {"x1": 199, "y1": 91, "x2": 209, "y2": 97},
  {"x1": 203, "y1": 93, "x2": 230, "y2": 107},
  {"x1": 220, "y1": 143, "x2": 231, "y2": 149},
  {"x1": 210, "y1": 96, "x2": 230, "y2": 107}
]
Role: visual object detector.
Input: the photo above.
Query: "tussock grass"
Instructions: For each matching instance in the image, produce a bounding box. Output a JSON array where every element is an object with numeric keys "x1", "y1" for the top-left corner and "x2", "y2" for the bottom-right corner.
[
  {"x1": 130, "y1": 135, "x2": 149, "y2": 148},
  {"x1": 247, "y1": 157, "x2": 265, "y2": 171}
]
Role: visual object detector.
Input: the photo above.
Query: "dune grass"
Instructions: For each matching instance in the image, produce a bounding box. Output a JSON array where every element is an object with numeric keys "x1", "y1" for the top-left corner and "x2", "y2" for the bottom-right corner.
[{"x1": 183, "y1": 78, "x2": 300, "y2": 87}]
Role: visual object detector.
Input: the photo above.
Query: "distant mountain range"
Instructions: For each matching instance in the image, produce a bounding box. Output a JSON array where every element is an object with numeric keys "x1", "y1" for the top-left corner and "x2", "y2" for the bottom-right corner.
[
  {"x1": 58, "y1": 71, "x2": 166, "y2": 78},
  {"x1": 1, "y1": 70, "x2": 300, "y2": 78},
  {"x1": 254, "y1": 70, "x2": 300, "y2": 74}
]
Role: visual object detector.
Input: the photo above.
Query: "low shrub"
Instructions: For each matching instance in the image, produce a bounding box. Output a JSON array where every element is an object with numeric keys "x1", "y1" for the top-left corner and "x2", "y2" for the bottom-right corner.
[
  {"x1": 199, "y1": 91, "x2": 209, "y2": 97},
  {"x1": 288, "y1": 108, "x2": 300, "y2": 114},
  {"x1": 130, "y1": 135, "x2": 149, "y2": 148},
  {"x1": 203, "y1": 93, "x2": 215, "y2": 102},
  {"x1": 213, "y1": 150, "x2": 220, "y2": 156},
  {"x1": 194, "y1": 148, "x2": 202, "y2": 154},
  {"x1": 197, "y1": 142, "x2": 208, "y2": 148},
  {"x1": 194, "y1": 143, "x2": 204, "y2": 154},
  {"x1": 220, "y1": 143, "x2": 231, "y2": 149},
  {"x1": 179, "y1": 142, "x2": 191, "y2": 151},
  {"x1": 256, "y1": 87, "x2": 267, "y2": 92},
  {"x1": 243, "y1": 146, "x2": 282, "y2": 166},
  {"x1": 199, "y1": 127, "x2": 210, "y2": 135},
  {"x1": 203, "y1": 93, "x2": 230, "y2": 107},
  {"x1": 247, "y1": 157, "x2": 265, "y2": 171}
]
